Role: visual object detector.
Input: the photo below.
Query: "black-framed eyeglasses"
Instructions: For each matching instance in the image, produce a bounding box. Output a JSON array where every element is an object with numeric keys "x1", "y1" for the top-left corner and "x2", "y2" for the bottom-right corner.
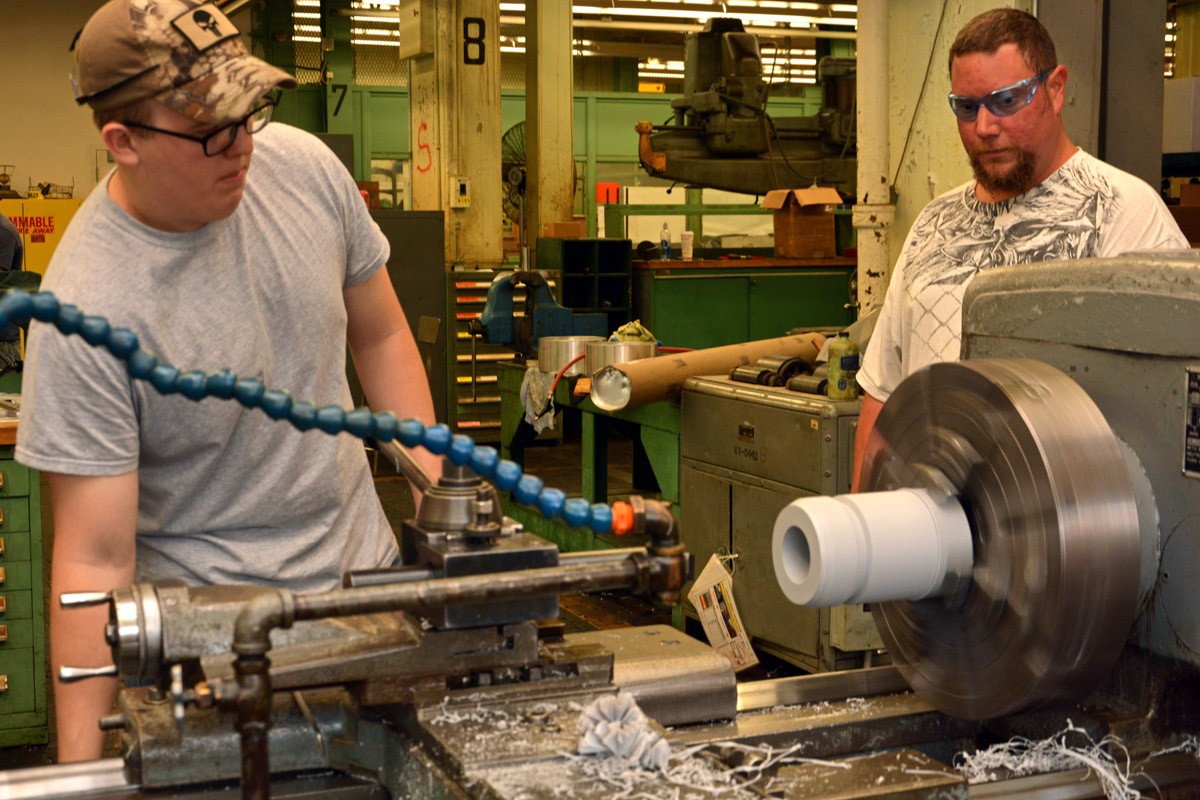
[
  {"x1": 947, "y1": 69, "x2": 1052, "y2": 122},
  {"x1": 122, "y1": 99, "x2": 277, "y2": 156}
]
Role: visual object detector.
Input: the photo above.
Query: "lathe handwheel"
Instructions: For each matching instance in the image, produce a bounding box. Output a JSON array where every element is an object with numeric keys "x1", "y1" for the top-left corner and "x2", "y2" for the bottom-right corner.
[{"x1": 861, "y1": 359, "x2": 1141, "y2": 719}]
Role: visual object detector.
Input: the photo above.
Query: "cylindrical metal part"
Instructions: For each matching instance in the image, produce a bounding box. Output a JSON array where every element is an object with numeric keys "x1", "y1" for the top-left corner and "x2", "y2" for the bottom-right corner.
[
  {"x1": 538, "y1": 335, "x2": 605, "y2": 376},
  {"x1": 786, "y1": 373, "x2": 826, "y2": 395},
  {"x1": 342, "y1": 567, "x2": 439, "y2": 588},
  {"x1": 729, "y1": 365, "x2": 773, "y2": 385},
  {"x1": 585, "y1": 340, "x2": 656, "y2": 375},
  {"x1": 773, "y1": 488, "x2": 972, "y2": 606},
  {"x1": 592, "y1": 333, "x2": 822, "y2": 411},
  {"x1": 109, "y1": 583, "x2": 163, "y2": 679}
]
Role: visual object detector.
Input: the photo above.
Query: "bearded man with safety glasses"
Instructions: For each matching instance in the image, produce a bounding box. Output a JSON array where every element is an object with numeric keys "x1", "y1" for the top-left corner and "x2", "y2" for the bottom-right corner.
[
  {"x1": 852, "y1": 8, "x2": 1189, "y2": 491},
  {"x1": 16, "y1": 0, "x2": 441, "y2": 762}
]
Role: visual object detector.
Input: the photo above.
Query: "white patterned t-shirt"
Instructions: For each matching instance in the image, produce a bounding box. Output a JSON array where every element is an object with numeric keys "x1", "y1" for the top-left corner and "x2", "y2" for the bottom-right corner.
[{"x1": 858, "y1": 149, "x2": 1189, "y2": 401}]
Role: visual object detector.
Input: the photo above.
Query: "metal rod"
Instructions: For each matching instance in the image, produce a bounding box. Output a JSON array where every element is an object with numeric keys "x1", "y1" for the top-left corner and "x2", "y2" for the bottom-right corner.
[
  {"x1": 0, "y1": 759, "x2": 131, "y2": 800},
  {"x1": 231, "y1": 557, "x2": 648, "y2": 800},
  {"x1": 293, "y1": 559, "x2": 644, "y2": 622}
]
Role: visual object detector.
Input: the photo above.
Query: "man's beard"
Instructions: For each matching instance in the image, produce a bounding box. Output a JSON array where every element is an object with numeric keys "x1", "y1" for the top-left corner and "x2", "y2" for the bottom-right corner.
[{"x1": 969, "y1": 146, "x2": 1037, "y2": 197}]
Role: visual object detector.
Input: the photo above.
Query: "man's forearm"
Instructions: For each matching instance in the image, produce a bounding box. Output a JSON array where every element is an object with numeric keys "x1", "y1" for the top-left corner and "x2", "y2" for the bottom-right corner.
[
  {"x1": 50, "y1": 600, "x2": 118, "y2": 761},
  {"x1": 46, "y1": 471, "x2": 139, "y2": 762},
  {"x1": 352, "y1": 330, "x2": 442, "y2": 491},
  {"x1": 852, "y1": 392, "x2": 885, "y2": 493}
]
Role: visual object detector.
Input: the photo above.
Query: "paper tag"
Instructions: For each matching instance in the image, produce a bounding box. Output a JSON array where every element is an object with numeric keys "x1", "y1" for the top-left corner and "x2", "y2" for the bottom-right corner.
[{"x1": 686, "y1": 554, "x2": 759, "y2": 671}]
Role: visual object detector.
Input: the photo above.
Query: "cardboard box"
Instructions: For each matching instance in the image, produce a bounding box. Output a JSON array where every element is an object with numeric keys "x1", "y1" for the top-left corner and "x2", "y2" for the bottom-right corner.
[
  {"x1": 541, "y1": 219, "x2": 586, "y2": 239},
  {"x1": 761, "y1": 187, "x2": 842, "y2": 258},
  {"x1": 1181, "y1": 184, "x2": 1200, "y2": 206}
]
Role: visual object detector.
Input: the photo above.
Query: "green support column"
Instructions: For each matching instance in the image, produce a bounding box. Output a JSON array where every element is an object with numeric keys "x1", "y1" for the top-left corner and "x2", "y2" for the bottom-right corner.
[
  {"x1": 253, "y1": 1, "x2": 295, "y2": 76},
  {"x1": 581, "y1": 410, "x2": 608, "y2": 504},
  {"x1": 322, "y1": 0, "x2": 354, "y2": 140}
]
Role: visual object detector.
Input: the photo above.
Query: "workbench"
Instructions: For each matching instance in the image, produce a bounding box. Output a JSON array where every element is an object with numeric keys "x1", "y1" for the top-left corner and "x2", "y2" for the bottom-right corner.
[
  {"x1": 632, "y1": 256, "x2": 857, "y2": 349},
  {"x1": 496, "y1": 361, "x2": 679, "y2": 553}
]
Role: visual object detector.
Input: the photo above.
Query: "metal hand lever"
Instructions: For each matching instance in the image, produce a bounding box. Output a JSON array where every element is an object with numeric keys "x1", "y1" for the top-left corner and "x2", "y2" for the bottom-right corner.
[
  {"x1": 59, "y1": 591, "x2": 112, "y2": 608},
  {"x1": 375, "y1": 439, "x2": 434, "y2": 496},
  {"x1": 59, "y1": 664, "x2": 120, "y2": 682}
]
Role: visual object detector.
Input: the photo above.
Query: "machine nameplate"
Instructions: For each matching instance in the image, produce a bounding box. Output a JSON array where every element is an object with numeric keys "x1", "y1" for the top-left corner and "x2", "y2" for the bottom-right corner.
[{"x1": 1184, "y1": 367, "x2": 1200, "y2": 478}]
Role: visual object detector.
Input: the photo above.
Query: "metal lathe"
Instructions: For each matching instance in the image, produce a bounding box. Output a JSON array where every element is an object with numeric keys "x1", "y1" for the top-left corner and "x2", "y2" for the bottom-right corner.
[{"x1": 5, "y1": 254, "x2": 1200, "y2": 798}]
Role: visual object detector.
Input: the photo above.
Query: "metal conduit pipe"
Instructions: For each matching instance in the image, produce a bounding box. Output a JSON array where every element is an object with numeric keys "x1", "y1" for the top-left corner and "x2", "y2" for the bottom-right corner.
[{"x1": 229, "y1": 556, "x2": 657, "y2": 800}]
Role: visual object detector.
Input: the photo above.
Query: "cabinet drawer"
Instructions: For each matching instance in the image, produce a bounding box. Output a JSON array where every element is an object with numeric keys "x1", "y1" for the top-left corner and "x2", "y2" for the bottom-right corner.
[
  {"x1": 0, "y1": 560, "x2": 30, "y2": 591},
  {"x1": 0, "y1": 648, "x2": 36, "y2": 714},
  {"x1": 0, "y1": 531, "x2": 31, "y2": 562},
  {"x1": 0, "y1": 652, "x2": 35, "y2": 714},
  {"x1": 0, "y1": 461, "x2": 30, "y2": 498},
  {"x1": 0, "y1": 497, "x2": 30, "y2": 534},
  {"x1": 0, "y1": 589, "x2": 32, "y2": 621},
  {"x1": 0, "y1": 618, "x2": 33, "y2": 649}
]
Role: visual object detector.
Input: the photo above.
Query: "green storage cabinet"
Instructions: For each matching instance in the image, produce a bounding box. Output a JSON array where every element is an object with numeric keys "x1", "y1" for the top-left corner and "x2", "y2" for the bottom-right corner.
[
  {"x1": 0, "y1": 447, "x2": 46, "y2": 746},
  {"x1": 632, "y1": 257, "x2": 857, "y2": 349}
]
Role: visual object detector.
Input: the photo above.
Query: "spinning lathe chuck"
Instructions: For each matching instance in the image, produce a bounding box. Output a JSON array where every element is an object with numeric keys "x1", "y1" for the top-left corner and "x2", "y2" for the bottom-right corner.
[{"x1": 774, "y1": 359, "x2": 1147, "y2": 719}]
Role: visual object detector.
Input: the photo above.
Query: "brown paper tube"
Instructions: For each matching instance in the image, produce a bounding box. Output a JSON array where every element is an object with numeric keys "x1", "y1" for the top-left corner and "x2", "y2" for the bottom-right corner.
[{"x1": 590, "y1": 332, "x2": 826, "y2": 411}]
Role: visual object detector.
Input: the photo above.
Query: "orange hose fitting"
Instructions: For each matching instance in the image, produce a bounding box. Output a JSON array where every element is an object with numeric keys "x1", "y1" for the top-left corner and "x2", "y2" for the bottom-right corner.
[{"x1": 610, "y1": 501, "x2": 634, "y2": 535}]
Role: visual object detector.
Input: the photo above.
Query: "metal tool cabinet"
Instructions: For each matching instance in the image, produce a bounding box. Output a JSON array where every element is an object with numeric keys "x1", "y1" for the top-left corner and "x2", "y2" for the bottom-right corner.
[
  {"x1": 0, "y1": 447, "x2": 46, "y2": 746},
  {"x1": 680, "y1": 376, "x2": 881, "y2": 672}
]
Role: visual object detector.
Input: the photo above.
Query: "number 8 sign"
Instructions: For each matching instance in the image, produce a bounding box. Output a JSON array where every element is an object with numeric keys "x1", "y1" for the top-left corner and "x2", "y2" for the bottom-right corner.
[{"x1": 463, "y1": 17, "x2": 485, "y2": 65}]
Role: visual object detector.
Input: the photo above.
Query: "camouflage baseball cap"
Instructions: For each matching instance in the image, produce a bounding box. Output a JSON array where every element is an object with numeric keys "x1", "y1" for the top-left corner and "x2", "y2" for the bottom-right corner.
[{"x1": 73, "y1": 0, "x2": 297, "y2": 124}]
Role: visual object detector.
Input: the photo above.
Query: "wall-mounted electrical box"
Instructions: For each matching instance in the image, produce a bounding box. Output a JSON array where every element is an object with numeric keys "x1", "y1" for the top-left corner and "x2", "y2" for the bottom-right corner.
[{"x1": 450, "y1": 177, "x2": 471, "y2": 209}]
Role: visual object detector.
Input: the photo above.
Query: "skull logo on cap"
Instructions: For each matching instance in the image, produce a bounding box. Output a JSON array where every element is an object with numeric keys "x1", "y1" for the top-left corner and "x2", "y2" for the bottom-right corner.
[{"x1": 191, "y1": 9, "x2": 224, "y2": 36}]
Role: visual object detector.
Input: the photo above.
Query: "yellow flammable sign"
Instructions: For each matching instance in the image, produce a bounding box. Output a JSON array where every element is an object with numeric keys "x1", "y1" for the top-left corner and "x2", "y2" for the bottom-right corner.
[{"x1": 0, "y1": 198, "x2": 83, "y2": 275}]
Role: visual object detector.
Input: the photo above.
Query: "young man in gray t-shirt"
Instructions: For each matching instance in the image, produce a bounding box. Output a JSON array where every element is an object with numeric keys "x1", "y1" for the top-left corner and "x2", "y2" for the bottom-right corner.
[{"x1": 16, "y1": 0, "x2": 440, "y2": 762}]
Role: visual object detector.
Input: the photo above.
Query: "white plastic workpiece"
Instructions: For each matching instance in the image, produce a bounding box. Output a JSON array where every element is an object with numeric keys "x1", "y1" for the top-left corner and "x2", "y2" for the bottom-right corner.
[{"x1": 772, "y1": 488, "x2": 973, "y2": 607}]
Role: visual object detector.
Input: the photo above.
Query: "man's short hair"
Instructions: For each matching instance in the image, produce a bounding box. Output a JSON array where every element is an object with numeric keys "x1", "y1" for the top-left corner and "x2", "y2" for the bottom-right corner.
[
  {"x1": 948, "y1": 9, "x2": 1058, "y2": 75},
  {"x1": 93, "y1": 97, "x2": 155, "y2": 133}
]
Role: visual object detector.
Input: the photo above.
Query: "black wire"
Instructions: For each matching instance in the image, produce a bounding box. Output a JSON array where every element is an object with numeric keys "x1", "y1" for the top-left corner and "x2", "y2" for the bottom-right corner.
[
  {"x1": 891, "y1": 0, "x2": 951, "y2": 189},
  {"x1": 758, "y1": 77, "x2": 856, "y2": 190}
]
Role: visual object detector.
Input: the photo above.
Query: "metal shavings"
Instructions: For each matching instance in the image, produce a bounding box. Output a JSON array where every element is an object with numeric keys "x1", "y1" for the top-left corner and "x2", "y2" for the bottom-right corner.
[
  {"x1": 578, "y1": 693, "x2": 672, "y2": 771},
  {"x1": 954, "y1": 720, "x2": 1163, "y2": 800},
  {"x1": 486, "y1": 721, "x2": 868, "y2": 799},
  {"x1": 1149, "y1": 736, "x2": 1200, "y2": 761},
  {"x1": 427, "y1": 693, "x2": 510, "y2": 726},
  {"x1": 562, "y1": 738, "x2": 854, "y2": 799},
  {"x1": 559, "y1": 748, "x2": 746, "y2": 798},
  {"x1": 713, "y1": 740, "x2": 852, "y2": 780}
]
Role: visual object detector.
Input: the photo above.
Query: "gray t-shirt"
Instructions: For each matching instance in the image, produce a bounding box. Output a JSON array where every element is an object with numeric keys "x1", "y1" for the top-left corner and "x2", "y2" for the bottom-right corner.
[
  {"x1": 859, "y1": 150, "x2": 1190, "y2": 401},
  {"x1": 16, "y1": 123, "x2": 399, "y2": 591}
]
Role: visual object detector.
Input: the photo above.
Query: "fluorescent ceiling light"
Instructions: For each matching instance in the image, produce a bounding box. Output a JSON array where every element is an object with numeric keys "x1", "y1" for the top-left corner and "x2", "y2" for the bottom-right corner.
[{"x1": 571, "y1": 5, "x2": 856, "y2": 27}]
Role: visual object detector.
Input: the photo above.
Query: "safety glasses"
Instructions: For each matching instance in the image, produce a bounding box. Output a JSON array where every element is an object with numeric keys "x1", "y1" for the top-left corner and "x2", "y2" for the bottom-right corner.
[{"x1": 947, "y1": 69, "x2": 1052, "y2": 122}]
